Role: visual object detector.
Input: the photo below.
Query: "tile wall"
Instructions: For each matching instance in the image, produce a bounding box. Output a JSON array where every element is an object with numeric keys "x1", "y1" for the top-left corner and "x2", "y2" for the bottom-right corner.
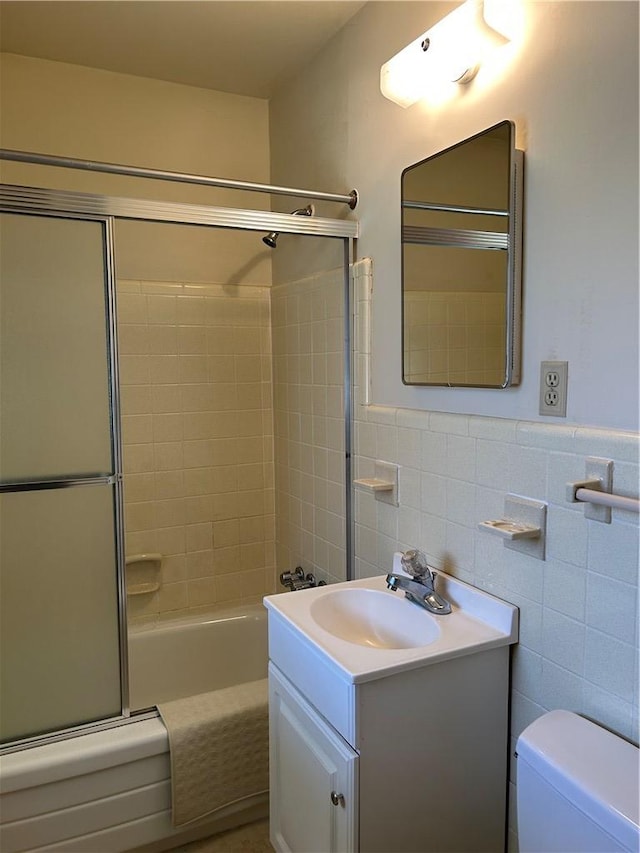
[
  {"x1": 353, "y1": 260, "x2": 639, "y2": 848},
  {"x1": 116, "y1": 279, "x2": 276, "y2": 624},
  {"x1": 272, "y1": 268, "x2": 347, "y2": 586}
]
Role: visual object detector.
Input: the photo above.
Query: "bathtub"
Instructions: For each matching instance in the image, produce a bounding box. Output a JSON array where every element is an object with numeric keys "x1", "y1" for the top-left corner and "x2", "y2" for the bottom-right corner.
[{"x1": 0, "y1": 604, "x2": 269, "y2": 853}]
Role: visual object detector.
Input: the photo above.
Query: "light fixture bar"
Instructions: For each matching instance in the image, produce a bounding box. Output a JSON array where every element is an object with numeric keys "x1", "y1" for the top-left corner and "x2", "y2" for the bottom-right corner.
[{"x1": 380, "y1": 0, "x2": 511, "y2": 108}]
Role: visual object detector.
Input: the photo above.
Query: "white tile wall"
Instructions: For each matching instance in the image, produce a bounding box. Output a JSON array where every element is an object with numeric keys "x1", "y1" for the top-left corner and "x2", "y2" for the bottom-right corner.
[
  {"x1": 353, "y1": 259, "x2": 639, "y2": 846},
  {"x1": 117, "y1": 280, "x2": 276, "y2": 624},
  {"x1": 272, "y1": 268, "x2": 347, "y2": 585}
]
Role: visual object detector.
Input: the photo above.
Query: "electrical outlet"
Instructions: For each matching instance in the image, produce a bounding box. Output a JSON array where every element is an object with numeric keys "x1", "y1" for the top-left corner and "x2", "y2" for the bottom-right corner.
[{"x1": 539, "y1": 361, "x2": 568, "y2": 416}]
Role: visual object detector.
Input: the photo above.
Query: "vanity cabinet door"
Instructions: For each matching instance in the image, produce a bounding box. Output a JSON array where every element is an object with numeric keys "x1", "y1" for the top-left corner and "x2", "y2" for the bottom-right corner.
[{"x1": 269, "y1": 664, "x2": 358, "y2": 853}]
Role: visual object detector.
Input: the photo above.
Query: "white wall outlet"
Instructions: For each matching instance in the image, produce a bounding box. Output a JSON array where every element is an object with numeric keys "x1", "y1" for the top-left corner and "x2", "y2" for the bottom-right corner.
[{"x1": 539, "y1": 361, "x2": 568, "y2": 416}]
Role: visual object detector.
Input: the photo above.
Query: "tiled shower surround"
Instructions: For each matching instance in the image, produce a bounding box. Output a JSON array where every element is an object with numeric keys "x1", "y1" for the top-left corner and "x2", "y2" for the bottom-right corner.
[
  {"x1": 117, "y1": 269, "x2": 347, "y2": 623},
  {"x1": 271, "y1": 268, "x2": 347, "y2": 587},
  {"x1": 352, "y1": 260, "x2": 639, "y2": 847},
  {"x1": 117, "y1": 279, "x2": 276, "y2": 623}
]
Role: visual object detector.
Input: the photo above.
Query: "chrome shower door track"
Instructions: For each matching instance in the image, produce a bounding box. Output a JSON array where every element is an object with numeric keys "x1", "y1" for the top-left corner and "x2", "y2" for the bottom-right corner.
[{"x1": 0, "y1": 184, "x2": 358, "y2": 238}]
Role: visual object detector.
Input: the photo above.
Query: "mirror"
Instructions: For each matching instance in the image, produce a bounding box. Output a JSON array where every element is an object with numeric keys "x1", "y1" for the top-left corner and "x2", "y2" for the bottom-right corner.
[{"x1": 402, "y1": 120, "x2": 523, "y2": 387}]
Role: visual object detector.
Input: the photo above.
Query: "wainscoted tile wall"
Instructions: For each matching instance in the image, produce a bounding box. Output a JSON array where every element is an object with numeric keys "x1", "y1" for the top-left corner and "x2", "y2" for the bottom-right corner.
[
  {"x1": 116, "y1": 279, "x2": 276, "y2": 624},
  {"x1": 352, "y1": 260, "x2": 639, "y2": 847},
  {"x1": 272, "y1": 268, "x2": 347, "y2": 586}
]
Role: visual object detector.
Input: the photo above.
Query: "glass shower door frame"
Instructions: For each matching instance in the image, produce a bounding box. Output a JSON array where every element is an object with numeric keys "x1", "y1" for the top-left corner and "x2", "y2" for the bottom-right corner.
[
  {"x1": 0, "y1": 208, "x2": 130, "y2": 750},
  {"x1": 0, "y1": 183, "x2": 357, "y2": 751}
]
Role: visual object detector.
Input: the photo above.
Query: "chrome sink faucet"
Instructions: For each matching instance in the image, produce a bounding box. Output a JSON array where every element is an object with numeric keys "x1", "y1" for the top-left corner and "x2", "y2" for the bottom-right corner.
[{"x1": 386, "y1": 549, "x2": 452, "y2": 615}]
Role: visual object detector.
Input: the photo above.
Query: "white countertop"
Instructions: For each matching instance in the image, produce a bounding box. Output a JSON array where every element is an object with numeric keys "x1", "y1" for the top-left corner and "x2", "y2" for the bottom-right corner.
[{"x1": 264, "y1": 569, "x2": 519, "y2": 684}]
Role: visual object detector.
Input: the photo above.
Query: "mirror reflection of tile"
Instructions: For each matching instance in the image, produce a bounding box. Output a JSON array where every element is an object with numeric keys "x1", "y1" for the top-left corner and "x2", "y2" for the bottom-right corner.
[{"x1": 401, "y1": 120, "x2": 522, "y2": 388}]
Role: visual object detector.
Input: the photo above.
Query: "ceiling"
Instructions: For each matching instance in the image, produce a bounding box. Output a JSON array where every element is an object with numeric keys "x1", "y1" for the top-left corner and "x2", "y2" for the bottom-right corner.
[{"x1": 0, "y1": 1, "x2": 366, "y2": 99}]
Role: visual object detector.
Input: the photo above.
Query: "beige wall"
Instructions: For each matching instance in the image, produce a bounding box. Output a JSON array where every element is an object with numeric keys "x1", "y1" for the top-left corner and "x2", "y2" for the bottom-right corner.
[
  {"x1": 0, "y1": 53, "x2": 270, "y2": 202},
  {"x1": 270, "y1": 0, "x2": 639, "y2": 431},
  {"x1": 0, "y1": 53, "x2": 273, "y2": 286}
]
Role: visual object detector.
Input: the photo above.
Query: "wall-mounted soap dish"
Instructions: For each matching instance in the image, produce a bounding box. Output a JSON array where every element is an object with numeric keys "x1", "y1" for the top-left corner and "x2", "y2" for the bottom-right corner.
[
  {"x1": 354, "y1": 478, "x2": 394, "y2": 493},
  {"x1": 478, "y1": 519, "x2": 541, "y2": 540},
  {"x1": 479, "y1": 495, "x2": 547, "y2": 560},
  {"x1": 354, "y1": 460, "x2": 398, "y2": 506}
]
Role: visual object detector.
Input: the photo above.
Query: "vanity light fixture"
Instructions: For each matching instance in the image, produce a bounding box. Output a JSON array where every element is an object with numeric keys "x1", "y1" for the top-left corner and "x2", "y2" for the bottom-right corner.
[{"x1": 380, "y1": 0, "x2": 513, "y2": 107}]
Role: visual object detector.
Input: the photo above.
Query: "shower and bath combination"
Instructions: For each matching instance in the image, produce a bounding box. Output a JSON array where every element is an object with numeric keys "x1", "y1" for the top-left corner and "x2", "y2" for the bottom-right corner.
[
  {"x1": 0, "y1": 147, "x2": 358, "y2": 853},
  {"x1": 262, "y1": 204, "x2": 315, "y2": 248}
]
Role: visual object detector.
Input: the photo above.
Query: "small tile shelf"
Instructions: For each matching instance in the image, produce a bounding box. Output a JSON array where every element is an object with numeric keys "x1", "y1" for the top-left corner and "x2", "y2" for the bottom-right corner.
[
  {"x1": 353, "y1": 460, "x2": 398, "y2": 506},
  {"x1": 353, "y1": 477, "x2": 394, "y2": 493}
]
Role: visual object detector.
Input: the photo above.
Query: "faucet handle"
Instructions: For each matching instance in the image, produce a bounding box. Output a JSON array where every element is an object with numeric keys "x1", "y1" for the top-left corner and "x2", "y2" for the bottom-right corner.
[{"x1": 400, "y1": 549, "x2": 432, "y2": 580}]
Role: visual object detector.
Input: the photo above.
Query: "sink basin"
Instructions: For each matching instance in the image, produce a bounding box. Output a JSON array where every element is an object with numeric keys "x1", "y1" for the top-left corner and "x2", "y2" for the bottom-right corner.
[
  {"x1": 310, "y1": 587, "x2": 440, "y2": 649},
  {"x1": 264, "y1": 559, "x2": 519, "y2": 684}
]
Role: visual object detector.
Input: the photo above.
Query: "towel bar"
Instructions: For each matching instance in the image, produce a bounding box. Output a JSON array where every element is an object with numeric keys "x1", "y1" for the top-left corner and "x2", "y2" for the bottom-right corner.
[
  {"x1": 567, "y1": 457, "x2": 639, "y2": 522},
  {"x1": 573, "y1": 487, "x2": 640, "y2": 514}
]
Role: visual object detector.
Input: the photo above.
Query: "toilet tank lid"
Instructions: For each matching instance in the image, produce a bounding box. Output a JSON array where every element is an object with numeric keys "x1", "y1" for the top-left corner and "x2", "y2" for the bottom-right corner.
[{"x1": 516, "y1": 710, "x2": 639, "y2": 852}]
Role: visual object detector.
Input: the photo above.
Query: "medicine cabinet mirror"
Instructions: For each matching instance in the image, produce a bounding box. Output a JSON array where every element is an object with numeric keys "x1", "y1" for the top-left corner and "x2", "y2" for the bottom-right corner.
[{"x1": 402, "y1": 120, "x2": 523, "y2": 387}]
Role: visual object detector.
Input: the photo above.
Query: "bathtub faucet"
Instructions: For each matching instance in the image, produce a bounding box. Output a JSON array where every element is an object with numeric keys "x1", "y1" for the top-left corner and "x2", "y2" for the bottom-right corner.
[
  {"x1": 386, "y1": 549, "x2": 451, "y2": 615},
  {"x1": 280, "y1": 567, "x2": 326, "y2": 592}
]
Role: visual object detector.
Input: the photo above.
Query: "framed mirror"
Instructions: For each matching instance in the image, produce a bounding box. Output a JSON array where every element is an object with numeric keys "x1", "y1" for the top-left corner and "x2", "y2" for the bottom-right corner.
[{"x1": 402, "y1": 120, "x2": 523, "y2": 388}]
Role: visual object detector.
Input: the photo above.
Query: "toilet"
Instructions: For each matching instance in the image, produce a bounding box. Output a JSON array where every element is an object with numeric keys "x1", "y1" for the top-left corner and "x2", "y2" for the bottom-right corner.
[{"x1": 516, "y1": 710, "x2": 639, "y2": 853}]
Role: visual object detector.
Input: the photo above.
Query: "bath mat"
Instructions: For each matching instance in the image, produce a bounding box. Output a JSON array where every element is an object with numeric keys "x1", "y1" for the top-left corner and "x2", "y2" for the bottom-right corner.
[{"x1": 158, "y1": 678, "x2": 269, "y2": 828}]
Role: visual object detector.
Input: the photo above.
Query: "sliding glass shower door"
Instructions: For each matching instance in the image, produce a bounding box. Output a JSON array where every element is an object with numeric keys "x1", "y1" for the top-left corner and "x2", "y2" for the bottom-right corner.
[
  {"x1": 0, "y1": 212, "x2": 125, "y2": 743},
  {"x1": 0, "y1": 181, "x2": 356, "y2": 748}
]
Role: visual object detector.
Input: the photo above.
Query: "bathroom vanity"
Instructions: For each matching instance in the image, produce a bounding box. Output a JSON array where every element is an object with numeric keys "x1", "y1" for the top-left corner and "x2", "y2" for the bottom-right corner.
[{"x1": 264, "y1": 561, "x2": 518, "y2": 853}]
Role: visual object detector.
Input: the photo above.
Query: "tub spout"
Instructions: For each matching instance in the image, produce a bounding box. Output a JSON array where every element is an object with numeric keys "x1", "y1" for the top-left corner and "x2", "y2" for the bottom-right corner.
[{"x1": 280, "y1": 567, "x2": 326, "y2": 592}]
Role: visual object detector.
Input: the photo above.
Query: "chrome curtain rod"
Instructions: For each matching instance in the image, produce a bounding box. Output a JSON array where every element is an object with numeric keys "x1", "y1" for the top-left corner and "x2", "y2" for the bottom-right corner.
[{"x1": 0, "y1": 148, "x2": 359, "y2": 210}]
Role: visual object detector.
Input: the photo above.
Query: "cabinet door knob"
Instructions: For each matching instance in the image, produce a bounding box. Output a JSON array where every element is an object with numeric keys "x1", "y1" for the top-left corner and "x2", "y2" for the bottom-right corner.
[{"x1": 330, "y1": 791, "x2": 345, "y2": 807}]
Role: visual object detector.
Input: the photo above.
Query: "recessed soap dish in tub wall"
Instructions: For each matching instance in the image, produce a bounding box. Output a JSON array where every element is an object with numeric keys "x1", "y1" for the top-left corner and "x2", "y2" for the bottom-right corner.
[{"x1": 125, "y1": 553, "x2": 162, "y2": 595}]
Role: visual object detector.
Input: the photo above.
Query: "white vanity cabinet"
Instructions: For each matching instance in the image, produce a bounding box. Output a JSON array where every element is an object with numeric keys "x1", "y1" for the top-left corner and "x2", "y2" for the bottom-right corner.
[
  {"x1": 269, "y1": 664, "x2": 358, "y2": 853},
  {"x1": 265, "y1": 571, "x2": 519, "y2": 853}
]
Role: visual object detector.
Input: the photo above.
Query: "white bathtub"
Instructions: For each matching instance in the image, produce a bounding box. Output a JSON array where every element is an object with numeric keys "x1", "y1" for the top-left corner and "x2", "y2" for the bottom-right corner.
[{"x1": 0, "y1": 604, "x2": 269, "y2": 853}]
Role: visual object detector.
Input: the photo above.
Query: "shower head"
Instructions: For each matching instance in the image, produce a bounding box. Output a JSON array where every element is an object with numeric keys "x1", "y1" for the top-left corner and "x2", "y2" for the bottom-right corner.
[{"x1": 262, "y1": 204, "x2": 314, "y2": 249}]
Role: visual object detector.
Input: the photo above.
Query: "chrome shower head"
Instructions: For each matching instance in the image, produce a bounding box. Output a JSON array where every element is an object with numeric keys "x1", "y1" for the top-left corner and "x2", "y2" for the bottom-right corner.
[{"x1": 262, "y1": 204, "x2": 314, "y2": 249}]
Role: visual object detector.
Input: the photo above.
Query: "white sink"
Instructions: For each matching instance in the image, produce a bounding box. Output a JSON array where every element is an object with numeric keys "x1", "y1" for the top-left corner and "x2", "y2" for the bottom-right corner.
[
  {"x1": 264, "y1": 555, "x2": 519, "y2": 684},
  {"x1": 310, "y1": 587, "x2": 440, "y2": 649}
]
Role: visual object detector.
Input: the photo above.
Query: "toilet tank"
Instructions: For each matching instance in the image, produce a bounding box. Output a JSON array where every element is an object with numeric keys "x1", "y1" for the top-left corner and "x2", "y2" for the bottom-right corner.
[{"x1": 516, "y1": 710, "x2": 639, "y2": 853}]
